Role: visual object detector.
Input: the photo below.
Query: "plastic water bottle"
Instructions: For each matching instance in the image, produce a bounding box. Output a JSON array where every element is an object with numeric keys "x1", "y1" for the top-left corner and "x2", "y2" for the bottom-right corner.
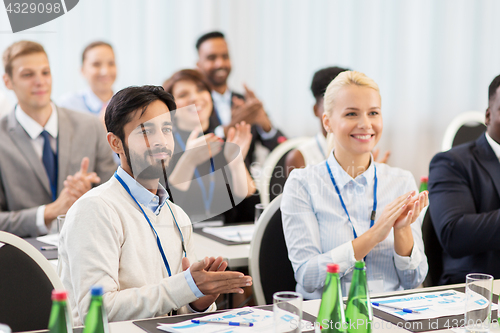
[
  {"x1": 82, "y1": 286, "x2": 109, "y2": 333},
  {"x1": 48, "y1": 290, "x2": 72, "y2": 333},
  {"x1": 315, "y1": 263, "x2": 346, "y2": 333},
  {"x1": 345, "y1": 261, "x2": 372, "y2": 333}
]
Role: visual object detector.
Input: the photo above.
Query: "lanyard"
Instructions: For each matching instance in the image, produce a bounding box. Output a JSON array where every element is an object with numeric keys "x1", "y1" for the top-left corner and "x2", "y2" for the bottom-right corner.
[
  {"x1": 82, "y1": 94, "x2": 102, "y2": 115},
  {"x1": 174, "y1": 132, "x2": 215, "y2": 215},
  {"x1": 315, "y1": 135, "x2": 326, "y2": 159},
  {"x1": 114, "y1": 172, "x2": 186, "y2": 277},
  {"x1": 325, "y1": 161, "x2": 378, "y2": 239}
]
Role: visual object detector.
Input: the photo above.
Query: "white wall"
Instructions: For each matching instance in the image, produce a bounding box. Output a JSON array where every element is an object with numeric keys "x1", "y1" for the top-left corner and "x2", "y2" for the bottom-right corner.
[{"x1": 1, "y1": 0, "x2": 499, "y2": 180}]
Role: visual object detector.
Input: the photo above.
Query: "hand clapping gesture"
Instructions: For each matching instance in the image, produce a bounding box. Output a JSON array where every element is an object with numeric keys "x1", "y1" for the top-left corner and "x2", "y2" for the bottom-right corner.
[
  {"x1": 184, "y1": 127, "x2": 223, "y2": 166},
  {"x1": 225, "y1": 121, "x2": 252, "y2": 161},
  {"x1": 228, "y1": 84, "x2": 272, "y2": 132},
  {"x1": 352, "y1": 190, "x2": 429, "y2": 260}
]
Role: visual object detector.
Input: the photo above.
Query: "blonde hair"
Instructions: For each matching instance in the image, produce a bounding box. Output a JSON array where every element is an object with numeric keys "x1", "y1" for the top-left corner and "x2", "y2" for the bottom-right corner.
[
  {"x1": 3, "y1": 40, "x2": 47, "y2": 77},
  {"x1": 323, "y1": 71, "x2": 380, "y2": 154}
]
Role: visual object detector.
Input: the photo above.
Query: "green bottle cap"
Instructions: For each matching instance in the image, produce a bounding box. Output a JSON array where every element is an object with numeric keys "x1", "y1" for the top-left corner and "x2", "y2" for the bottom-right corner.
[{"x1": 354, "y1": 261, "x2": 365, "y2": 269}]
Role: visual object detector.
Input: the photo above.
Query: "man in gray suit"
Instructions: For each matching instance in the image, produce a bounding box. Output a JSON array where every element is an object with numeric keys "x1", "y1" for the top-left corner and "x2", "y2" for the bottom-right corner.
[{"x1": 0, "y1": 40, "x2": 116, "y2": 237}]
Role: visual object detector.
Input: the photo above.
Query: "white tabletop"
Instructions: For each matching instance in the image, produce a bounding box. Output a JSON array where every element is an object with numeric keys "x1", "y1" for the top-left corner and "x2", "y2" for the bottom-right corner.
[
  {"x1": 192, "y1": 232, "x2": 250, "y2": 269},
  {"x1": 22, "y1": 281, "x2": 500, "y2": 332},
  {"x1": 42, "y1": 234, "x2": 500, "y2": 333}
]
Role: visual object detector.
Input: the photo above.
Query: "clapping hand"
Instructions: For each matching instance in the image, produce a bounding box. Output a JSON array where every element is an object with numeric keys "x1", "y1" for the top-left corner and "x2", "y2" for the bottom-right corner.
[
  {"x1": 393, "y1": 190, "x2": 428, "y2": 230},
  {"x1": 184, "y1": 127, "x2": 223, "y2": 166},
  {"x1": 183, "y1": 256, "x2": 252, "y2": 312},
  {"x1": 229, "y1": 84, "x2": 271, "y2": 132},
  {"x1": 225, "y1": 121, "x2": 252, "y2": 161},
  {"x1": 373, "y1": 148, "x2": 391, "y2": 164}
]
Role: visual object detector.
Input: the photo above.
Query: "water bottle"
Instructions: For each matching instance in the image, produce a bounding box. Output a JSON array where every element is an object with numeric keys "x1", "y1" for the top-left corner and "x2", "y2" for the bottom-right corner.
[
  {"x1": 82, "y1": 286, "x2": 109, "y2": 333},
  {"x1": 419, "y1": 176, "x2": 428, "y2": 193},
  {"x1": 48, "y1": 290, "x2": 72, "y2": 333},
  {"x1": 315, "y1": 263, "x2": 346, "y2": 332},
  {"x1": 345, "y1": 261, "x2": 372, "y2": 333}
]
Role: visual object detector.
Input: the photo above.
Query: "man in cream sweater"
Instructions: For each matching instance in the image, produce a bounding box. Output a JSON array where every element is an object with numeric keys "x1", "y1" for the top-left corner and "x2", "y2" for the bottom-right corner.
[{"x1": 59, "y1": 85, "x2": 252, "y2": 325}]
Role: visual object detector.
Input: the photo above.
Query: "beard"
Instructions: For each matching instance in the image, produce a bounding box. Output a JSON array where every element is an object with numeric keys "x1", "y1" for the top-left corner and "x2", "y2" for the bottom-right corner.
[{"x1": 123, "y1": 143, "x2": 172, "y2": 180}]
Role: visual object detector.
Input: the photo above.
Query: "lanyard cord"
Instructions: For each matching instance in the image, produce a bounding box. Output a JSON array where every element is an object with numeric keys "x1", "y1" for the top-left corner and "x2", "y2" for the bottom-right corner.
[
  {"x1": 82, "y1": 94, "x2": 102, "y2": 115},
  {"x1": 325, "y1": 161, "x2": 378, "y2": 239},
  {"x1": 174, "y1": 132, "x2": 215, "y2": 215},
  {"x1": 114, "y1": 172, "x2": 186, "y2": 277}
]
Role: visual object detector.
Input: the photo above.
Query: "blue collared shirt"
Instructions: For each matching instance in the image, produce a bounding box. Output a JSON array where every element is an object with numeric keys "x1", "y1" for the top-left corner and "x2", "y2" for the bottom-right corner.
[
  {"x1": 281, "y1": 152, "x2": 428, "y2": 299},
  {"x1": 116, "y1": 167, "x2": 204, "y2": 299},
  {"x1": 116, "y1": 167, "x2": 169, "y2": 215},
  {"x1": 58, "y1": 88, "x2": 108, "y2": 115}
]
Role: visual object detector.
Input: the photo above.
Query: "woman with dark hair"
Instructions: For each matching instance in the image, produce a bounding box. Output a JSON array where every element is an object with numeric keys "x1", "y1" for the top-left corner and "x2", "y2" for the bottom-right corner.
[{"x1": 163, "y1": 69, "x2": 256, "y2": 224}]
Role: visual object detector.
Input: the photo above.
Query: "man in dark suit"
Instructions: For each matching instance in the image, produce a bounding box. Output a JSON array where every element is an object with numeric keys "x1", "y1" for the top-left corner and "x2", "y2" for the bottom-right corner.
[
  {"x1": 0, "y1": 40, "x2": 116, "y2": 237},
  {"x1": 429, "y1": 74, "x2": 500, "y2": 285},
  {"x1": 196, "y1": 31, "x2": 286, "y2": 170}
]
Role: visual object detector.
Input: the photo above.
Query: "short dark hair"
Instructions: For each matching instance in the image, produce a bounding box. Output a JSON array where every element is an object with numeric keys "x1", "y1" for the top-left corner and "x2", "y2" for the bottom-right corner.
[
  {"x1": 311, "y1": 66, "x2": 349, "y2": 101},
  {"x1": 489, "y1": 74, "x2": 500, "y2": 102},
  {"x1": 196, "y1": 31, "x2": 225, "y2": 51},
  {"x1": 82, "y1": 41, "x2": 113, "y2": 64},
  {"x1": 105, "y1": 85, "x2": 176, "y2": 143}
]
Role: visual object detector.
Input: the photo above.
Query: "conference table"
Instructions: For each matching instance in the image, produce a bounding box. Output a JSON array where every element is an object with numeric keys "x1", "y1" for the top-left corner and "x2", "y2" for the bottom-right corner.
[
  {"x1": 22, "y1": 280, "x2": 500, "y2": 333},
  {"x1": 36, "y1": 230, "x2": 251, "y2": 272}
]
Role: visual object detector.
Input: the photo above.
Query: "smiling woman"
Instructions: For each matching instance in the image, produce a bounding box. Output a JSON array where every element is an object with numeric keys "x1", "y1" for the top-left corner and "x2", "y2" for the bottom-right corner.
[
  {"x1": 281, "y1": 71, "x2": 429, "y2": 299},
  {"x1": 58, "y1": 41, "x2": 116, "y2": 118},
  {"x1": 162, "y1": 69, "x2": 256, "y2": 224}
]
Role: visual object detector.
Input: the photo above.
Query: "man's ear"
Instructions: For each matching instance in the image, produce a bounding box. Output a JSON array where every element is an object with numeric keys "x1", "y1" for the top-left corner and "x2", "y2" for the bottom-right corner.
[
  {"x1": 196, "y1": 60, "x2": 201, "y2": 69},
  {"x1": 486, "y1": 107, "x2": 490, "y2": 126},
  {"x1": 106, "y1": 132, "x2": 123, "y2": 155},
  {"x1": 3, "y1": 73, "x2": 13, "y2": 90}
]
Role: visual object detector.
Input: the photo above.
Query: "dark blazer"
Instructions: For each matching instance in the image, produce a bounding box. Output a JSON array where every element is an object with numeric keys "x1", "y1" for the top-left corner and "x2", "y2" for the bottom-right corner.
[
  {"x1": 0, "y1": 106, "x2": 117, "y2": 237},
  {"x1": 428, "y1": 133, "x2": 500, "y2": 284}
]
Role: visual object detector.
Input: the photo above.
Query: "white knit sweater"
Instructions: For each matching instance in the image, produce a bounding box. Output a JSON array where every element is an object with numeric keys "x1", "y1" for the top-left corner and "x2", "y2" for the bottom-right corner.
[{"x1": 58, "y1": 176, "x2": 213, "y2": 325}]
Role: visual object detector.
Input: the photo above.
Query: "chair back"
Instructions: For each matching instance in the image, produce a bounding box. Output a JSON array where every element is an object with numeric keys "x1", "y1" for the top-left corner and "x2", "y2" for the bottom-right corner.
[
  {"x1": 441, "y1": 111, "x2": 486, "y2": 151},
  {"x1": 422, "y1": 208, "x2": 443, "y2": 287},
  {"x1": 249, "y1": 195, "x2": 296, "y2": 305},
  {"x1": 259, "y1": 137, "x2": 310, "y2": 206},
  {"x1": 0, "y1": 231, "x2": 70, "y2": 332}
]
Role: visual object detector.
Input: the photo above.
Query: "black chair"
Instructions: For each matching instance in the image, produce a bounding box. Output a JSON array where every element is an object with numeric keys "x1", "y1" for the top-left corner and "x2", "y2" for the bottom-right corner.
[
  {"x1": 259, "y1": 137, "x2": 310, "y2": 206},
  {"x1": 0, "y1": 231, "x2": 70, "y2": 332},
  {"x1": 441, "y1": 111, "x2": 486, "y2": 151},
  {"x1": 422, "y1": 209, "x2": 443, "y2": 287},
  {"x1": 249, "y1": 194, "x2": 296, "y2": 305}
]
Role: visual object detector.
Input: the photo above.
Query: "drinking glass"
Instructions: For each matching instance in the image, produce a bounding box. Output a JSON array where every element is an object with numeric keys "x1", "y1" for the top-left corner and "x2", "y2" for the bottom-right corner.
[
  {"x1": 273, "y1": 291, "x2": 302, "y2": 333},
  {"x1": 465, "y1": 273, "x2": 493, "y2": 332},
  {"x1": 254, "y1": 203, "x2": 265, "y2": 224},
  {"x1": 57, "y1": 215, "x2": 66, "y2": 233}
]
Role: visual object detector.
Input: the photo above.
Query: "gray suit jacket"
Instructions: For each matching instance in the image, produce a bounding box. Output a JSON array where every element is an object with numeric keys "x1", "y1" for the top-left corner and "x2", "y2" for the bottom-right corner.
[{"x1": 0, "y1": 106, "x2": 117, "y2": 237}]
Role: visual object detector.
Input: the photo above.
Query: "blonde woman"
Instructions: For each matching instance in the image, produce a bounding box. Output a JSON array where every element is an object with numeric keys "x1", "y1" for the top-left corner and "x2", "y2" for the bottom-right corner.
[{"x1": 281, "y1": 71, "x2": 428, "y2": 298}]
